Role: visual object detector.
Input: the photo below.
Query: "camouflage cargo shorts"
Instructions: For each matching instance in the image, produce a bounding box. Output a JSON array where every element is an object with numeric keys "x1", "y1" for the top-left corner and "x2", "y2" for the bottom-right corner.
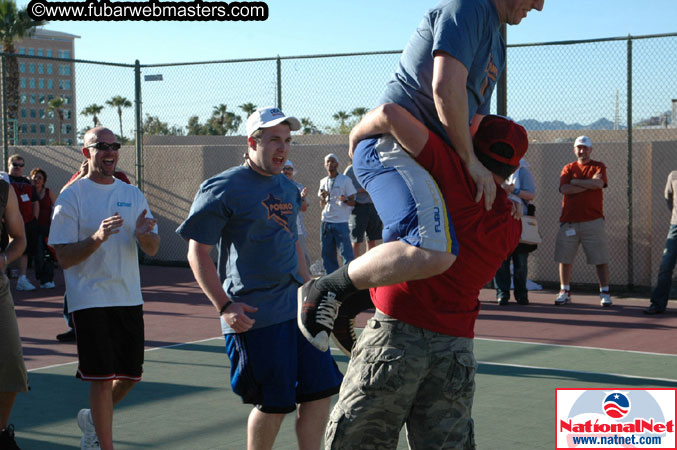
[{"x1": 325, "y1": 310, "x2": 477, "y2": 450}]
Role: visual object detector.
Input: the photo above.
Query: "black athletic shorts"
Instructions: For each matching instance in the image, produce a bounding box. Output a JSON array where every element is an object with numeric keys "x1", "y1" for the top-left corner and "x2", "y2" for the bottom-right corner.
[{"x1": 72, "y1": 305, "x2": 144, "y2": 381}]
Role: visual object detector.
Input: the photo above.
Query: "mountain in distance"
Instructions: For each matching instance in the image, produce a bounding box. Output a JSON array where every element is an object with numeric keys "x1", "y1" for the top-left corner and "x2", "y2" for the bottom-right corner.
[{"x1": 517, "y1": 117, "x2": 624, "y2": 131}]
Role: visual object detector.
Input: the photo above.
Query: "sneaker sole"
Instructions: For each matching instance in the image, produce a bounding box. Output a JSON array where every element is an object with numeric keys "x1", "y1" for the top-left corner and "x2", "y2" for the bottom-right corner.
[
  {"x1": 601, "y1": 301, "x2": 613, "y2": 307},
  {"x1": 330, "y1": 318, "x2": 355, "y2": 357},
  {"x1": 297, "y1": 284, "x2": 330, "y2": 352}
]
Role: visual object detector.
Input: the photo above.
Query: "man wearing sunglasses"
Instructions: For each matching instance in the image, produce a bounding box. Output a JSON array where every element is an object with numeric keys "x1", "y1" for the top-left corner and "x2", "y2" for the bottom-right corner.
[
  {"x1": 49, "y1": 127, "x2": 160, "y2": 450},
  {"x1": 7, "y1": 154, "x2": 39, "y2": 292}
]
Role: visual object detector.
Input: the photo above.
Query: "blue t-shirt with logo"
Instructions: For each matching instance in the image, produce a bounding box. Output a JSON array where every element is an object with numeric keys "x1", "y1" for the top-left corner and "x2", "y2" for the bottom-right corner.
[
  {"x1": 177, "y1": 165, "x2": 302, "y2": 334},
  {"x1": 381, "y1": 0, "x2": 505, "y2": 145}
]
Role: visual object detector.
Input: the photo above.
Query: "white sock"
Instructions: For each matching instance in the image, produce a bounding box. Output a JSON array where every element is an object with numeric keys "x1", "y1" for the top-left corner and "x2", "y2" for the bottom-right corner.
[
  {"x1": 600, "y1": 286, "x2": 609, "y2": 293},
  {"x1": 561, "y1": 285, "x2": 570, "y2": 291}
]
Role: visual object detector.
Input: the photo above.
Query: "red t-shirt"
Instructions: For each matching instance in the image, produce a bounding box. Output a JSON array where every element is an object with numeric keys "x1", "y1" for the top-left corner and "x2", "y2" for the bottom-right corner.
[
  {"x1": 68, "y1": 170, "x2": 131, "y2": 185},
  {"x1": 371, "y1": 131, "x2": 522, "y2": 338},
  {"x1": 9, "y1": 175, "x2": 38, "y2": 224},
  {"x1": 559, "y1": 160, "x2": 607, "y2": 223}
]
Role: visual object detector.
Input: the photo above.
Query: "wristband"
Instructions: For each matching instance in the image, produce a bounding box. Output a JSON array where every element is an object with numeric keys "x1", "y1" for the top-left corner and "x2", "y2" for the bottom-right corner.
[
  {"x1": 513, "y1": 188, "x2": 521, "y2": 195},
  {"x1": 218, "y1": 300, "x2": 233, "y2": 316}
]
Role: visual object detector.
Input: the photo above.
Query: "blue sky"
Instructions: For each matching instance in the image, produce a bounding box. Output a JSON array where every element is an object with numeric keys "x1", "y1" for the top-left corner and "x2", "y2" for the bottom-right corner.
[
  {"x1": 14, "y1": 0, "x2": 677, "y2": 135},
  {"x1": 18, "y1": 0, "x2": 677, "y2": 64}
]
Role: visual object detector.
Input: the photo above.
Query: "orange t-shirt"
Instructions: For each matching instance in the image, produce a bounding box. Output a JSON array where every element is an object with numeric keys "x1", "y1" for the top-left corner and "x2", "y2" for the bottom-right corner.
[{"x1": 559, "y1": 160, "x2": 607, "y2": 223}]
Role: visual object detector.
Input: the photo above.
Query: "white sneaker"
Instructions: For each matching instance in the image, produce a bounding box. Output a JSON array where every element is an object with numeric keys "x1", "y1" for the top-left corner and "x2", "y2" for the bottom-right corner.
[
  {"x1": 554, "y1": 290, "x2": 571, "y2": 305},
  {"x1": 16, "y1": 276, "x2": 36, "y2": 291},
  {"x1": 40, "y1": 281, "x2": 56, "y2": 289},
  {"x1": 77, "y1": 409, "x2": 100, "y2": 449},
  {"x1": 600, "y1": 292, "x2": 612, "y2": 307}
]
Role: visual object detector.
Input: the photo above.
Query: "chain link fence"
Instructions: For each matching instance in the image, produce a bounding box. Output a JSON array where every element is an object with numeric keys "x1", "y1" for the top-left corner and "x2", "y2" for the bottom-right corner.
[{"x1": 2, "y1": 33, "x2": 676, "y2": 290}]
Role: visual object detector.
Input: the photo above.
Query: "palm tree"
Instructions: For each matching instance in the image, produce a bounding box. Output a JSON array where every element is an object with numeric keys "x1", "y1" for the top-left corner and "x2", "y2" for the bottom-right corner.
[
  {"x1": 106, "y1": 95, "x2": 132, "y2": 138},
  {"x1": 224, "y1": 112, "x2": 242, "y2": 135},
  {"x1": 239, "y1": 102, "x2": 257, "y2": 118},
  {"x1": 351, "y1": 107, "x2": 369, "y2": 121},
  {"x1": 0, "y1": 1, "x2": 45, "y2": 123},
  {"x1": 300, "y1": 117, "x2": 320, "y2": 135},
  {"x1": 80, "y1": 104, "x2": 104, "y2": 128},
  {"x1": 332, "y1": 111, "x2": 351, "y2": 134},
  {"x1": 48, "y1": 97, "x2": 65, "y2": 144},
  {"x1": 211, "y1": 104, "x2": 230, "y2": 134}
]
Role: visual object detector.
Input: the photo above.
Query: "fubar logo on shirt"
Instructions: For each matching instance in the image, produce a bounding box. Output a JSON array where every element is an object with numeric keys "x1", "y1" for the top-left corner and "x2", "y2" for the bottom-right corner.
[{"x1": 261, "y1": 194, "x2": 294, "y2": 233}]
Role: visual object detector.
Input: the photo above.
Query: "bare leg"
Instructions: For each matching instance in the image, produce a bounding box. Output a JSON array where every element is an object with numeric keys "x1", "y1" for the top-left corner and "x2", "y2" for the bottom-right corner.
[
  {"x1": 365, "y1": 239, "x2": 379, "y2": 251},
  {"x1": 296, "y1": 397, "x2": 331, "y2": 450},
  {"x1": 0, "y1": 392, "x2": 17, "y2": 429},
  {"x1": 89, "y1": 379, "x2": 137, "y2": 450},
  {"x1": 90, "y1": 381, "x2": 114, "y2": 450},
  {"x1": 559, "y1": 263, "x2": 572, "y2": 287},
  {"x1": 596, "y1": 264, "x2": 609, "y2": 287},
  {"x1": 247, "y1": 409, "x2": 285, "y2": 450},
  {"x1": 347, "y1": 241, "x2": 455, "y2": 289},
  {"x1": 351, "y1": 242, "x2": 363, "y2": 258}
]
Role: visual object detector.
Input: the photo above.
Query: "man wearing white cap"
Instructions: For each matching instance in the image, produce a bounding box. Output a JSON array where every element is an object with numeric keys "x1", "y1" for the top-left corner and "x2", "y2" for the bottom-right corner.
[
  {"x1": 177, "y1": 107, "x2": 342, "y2": 450},
  {"x1": 554, "y1": 135, "x2": 611, "y2": 307},
  {"x1": 318, "y1": 153, "x2": 356, "y2": 274}
]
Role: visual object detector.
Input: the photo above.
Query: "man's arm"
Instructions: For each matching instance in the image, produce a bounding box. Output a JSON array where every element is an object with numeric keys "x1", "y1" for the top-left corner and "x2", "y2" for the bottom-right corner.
[
  {"x1": 53, "y1": 213, "x2": 124, "y2": 269},
  {"x1": 432, "y1": 53, "x2": 495, "y2": 210},
  {"x1": 2, "y1": 188, "x2": 27, "y2": 271},
  {"x1": 349, "y1": 103, "x2": 429, "y2": 157},
  {"x1": 296, "y1": 240, "x2": 310, "y2": 283},
  {"x1": 187, "y1": 239, "x2": 257, "y2": 333},
  {"x1": 569, "y1": 177, "x2": 604, "y2": 190},
  {"x1": 135, "y1": 209, "x2": 160, "y2": 256},
  {"x1": 665, "y1": 173, "x2": 674, "y2": 211}
]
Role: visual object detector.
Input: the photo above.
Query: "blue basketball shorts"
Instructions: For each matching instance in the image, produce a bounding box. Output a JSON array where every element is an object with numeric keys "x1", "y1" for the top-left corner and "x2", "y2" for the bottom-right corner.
[
  {"x1": 224, "y1": 319, "x2": 343, "y2": 414},
  {"x1": 352, "y1": 135, "x2": 458, "y2": 255}
]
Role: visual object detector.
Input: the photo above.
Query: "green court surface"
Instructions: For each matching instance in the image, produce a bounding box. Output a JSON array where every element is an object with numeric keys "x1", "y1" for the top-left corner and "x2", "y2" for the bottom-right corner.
[{"x1": 11, "y1": 337, "x2": 676, "y2": 449}]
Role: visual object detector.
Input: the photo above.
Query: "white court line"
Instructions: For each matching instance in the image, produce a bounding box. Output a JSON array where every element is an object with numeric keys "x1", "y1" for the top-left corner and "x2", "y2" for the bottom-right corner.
[
  {"x1": 28, "y1": 336, "x2": 225, "y2": 372},
  {"x1": 479, "y1": 360, "x2": 677, "y2": 384},
  {"x1": 476, "y1": 337, "x2": 677, "y2": 358}
]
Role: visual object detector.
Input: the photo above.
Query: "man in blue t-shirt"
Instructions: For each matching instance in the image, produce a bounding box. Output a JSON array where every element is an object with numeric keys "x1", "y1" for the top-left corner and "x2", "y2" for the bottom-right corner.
[
  {"x1": 299, "y1": 0, "x2": 545, "y2": 354},
  {"x1": 177, "y1": 107, "x2": 342, "y2": 450}
]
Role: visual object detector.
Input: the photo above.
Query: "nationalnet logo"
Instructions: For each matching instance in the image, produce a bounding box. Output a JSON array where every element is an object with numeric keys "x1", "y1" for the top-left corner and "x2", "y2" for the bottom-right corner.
[{"x1": 556, "y1": 389, "x2": 676, "y2": 449}]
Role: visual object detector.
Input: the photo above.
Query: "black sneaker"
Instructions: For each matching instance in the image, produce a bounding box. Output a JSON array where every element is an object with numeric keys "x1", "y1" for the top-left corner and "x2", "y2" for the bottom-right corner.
[
  {"x1": 497, "y1": 297, "x2": 510, "y2": 306},
  {"x1": 298, "y1": 279, "x2": 341, "y2": 352},
  {"x1": 0, "y1": 424, "x2": 21, "y2": 450},
  {"x1": 331, "y1": 315, "x2": 356, "y2": 356},
  {"x1": 56, "y1": 329, "x2": 76, "y2": 342},
  {"x1": 644, "y1": 304, "x2": 666, "y2": 315}
]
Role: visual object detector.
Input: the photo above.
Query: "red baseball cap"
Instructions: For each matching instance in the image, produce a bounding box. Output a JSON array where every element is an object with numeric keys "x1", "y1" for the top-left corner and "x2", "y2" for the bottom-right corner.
[{"x1": 473, "y1": 115, "x2": 528, "y2": 167}]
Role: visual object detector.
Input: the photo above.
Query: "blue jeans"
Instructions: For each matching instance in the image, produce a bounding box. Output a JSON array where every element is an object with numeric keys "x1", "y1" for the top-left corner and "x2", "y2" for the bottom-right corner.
[
  {"x1": 650, "y1": 224, "x2": 677, "y2": 309},
  {"x1": 321, "y1": 221, "x2": 354, "y2": 274},
  {"x1": 493, "y1": 251, "x2": 529, "y2": 302}
]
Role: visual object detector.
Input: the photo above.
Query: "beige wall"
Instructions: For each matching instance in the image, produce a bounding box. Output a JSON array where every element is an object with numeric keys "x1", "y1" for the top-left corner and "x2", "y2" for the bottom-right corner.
[{"x1": 12, "y1": 134, "x2": 677, "y2": 289}]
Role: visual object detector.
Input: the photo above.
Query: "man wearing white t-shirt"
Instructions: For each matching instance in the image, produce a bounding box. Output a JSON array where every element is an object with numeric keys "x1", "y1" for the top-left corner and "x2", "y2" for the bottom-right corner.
[
  {"x1": 318, "y1": 154, "x2": 356, "y2": 274},
  {"x1": 49, "y1": 127, "x2": 160, "y2": 450}
]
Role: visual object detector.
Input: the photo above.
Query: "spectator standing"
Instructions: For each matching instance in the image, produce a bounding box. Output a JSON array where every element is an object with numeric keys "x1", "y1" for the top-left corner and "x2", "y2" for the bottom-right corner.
[
  {"x1": 494, "y1": 158, "x2": 536, "y2": 305},
  {"x1": 644, "y1": 170, "x2": 677, "y2": 314},
  {"x1": 7, "y1": 155, "x2": 38, "y2": 291},
  {"x1": 49, "y1": 127, "x2": 160, "y2": 450},
  {"x1": 282, "y1": 160, "x2": 311, "y2": 272},
  {"x1": 55, "y1": 162, "x2": 131, "y2": 343},
  {"x1": 554, "y1": 136, "x2": 611, "y2": 307},
  {"x1": 318, "y1": 154, "x2": 356, "y2": 274},
  {"x1": 343, "y1": 164, "x2": 382, "y2": 257},
  {"x1": 0, "y1": 180, "x2": 29, "y2": 449},
  {"x1": 30, "y1": 168, "x2": 57, "y2": 289},
  {"x1": 177, "y1": 107, "x2": 341, "y2": 450}
]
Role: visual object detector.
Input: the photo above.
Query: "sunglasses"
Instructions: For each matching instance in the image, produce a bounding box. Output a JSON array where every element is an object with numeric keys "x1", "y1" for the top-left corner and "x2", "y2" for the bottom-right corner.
[
  {"x1": 87, "y1": 142, "x2": 121, "y2": 151},
  {"x1": 11, "y1": 162, "x2": 24, "y2": 168},
  {"x1": 282, "y1": 167, "x2": 294, "y2": 171}
]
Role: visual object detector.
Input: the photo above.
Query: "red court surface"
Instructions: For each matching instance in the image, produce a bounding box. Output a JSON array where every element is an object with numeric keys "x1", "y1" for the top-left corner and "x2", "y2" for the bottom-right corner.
[{"x1": 13, "y1": 265, "x2": 677, "y2": 372}]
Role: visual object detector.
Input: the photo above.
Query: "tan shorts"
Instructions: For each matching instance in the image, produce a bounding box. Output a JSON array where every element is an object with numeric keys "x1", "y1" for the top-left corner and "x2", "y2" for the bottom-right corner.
[
  {"x1": 554, "y1": 218, "x2": 609, "y2": 265},
  {"x1": 325, "y1": 310, "x2": 476, "y2": 449},
  {"x1": 0, "y1": 274, "x2": 28, "y2": 392}
]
